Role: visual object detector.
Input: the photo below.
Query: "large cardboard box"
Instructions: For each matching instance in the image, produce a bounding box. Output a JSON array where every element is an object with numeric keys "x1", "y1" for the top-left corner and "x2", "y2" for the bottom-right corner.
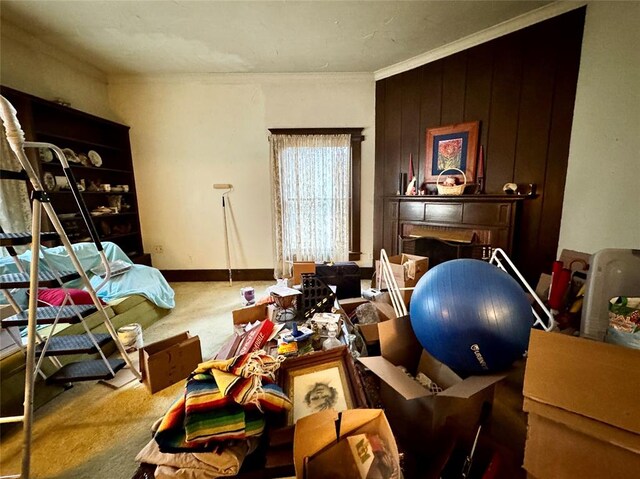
[
  {"x1": 293, "y1": 409, "x2": 400, "y2": 479},
  {"x1": 523, "y1": 399, "x2": 640, "y2": 479},
  {"x1": 139, "y1": 332, "x2": 202, "y2": 393},
  {"x1": 375, "y1": 253, "x2": 429, "y2": 305},
  {"x1": 358, "y1": 316, "x2": 503, "y2": 453},
  {"x1": 339, "y1": 297, "x2": 397, "y2": 344},
  {"x1": 524, "y1": 329, "x2": 640, "y2": 434},
  {"x1": 523, "y1": 329, "x2": 640, "y2": 478}
]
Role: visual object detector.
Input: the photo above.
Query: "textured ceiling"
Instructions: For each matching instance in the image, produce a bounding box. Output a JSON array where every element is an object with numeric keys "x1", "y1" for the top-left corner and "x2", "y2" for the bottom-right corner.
[{"x1": 1, "y1": 0, "x2": 551, "y2": 75}]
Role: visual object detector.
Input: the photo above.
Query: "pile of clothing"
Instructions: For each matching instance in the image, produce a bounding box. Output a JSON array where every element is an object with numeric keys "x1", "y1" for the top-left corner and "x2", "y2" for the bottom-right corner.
[{"x1": 137, "y1": 351, "x2": 292, "y2": 478}]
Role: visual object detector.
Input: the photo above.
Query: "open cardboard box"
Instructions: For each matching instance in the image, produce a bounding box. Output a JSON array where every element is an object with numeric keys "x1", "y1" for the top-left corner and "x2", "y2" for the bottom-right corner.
[
  {"x1": 293, "y1": 409, "x2": 399, "y2": 479},
  {"x1": 338, "y1": 297, "x2": 397, "y2": 344},
  {"x1": 522, "y1": 329, "x2": 640, "y2": 478},
  {"x1": 375, "y1": 253, "x2": 429, "y2": 305},
  {"x1": 232, "y1": 303, "x2": 269, "y2": 325},
  {"x1": 358, "y1": 316, "x2": 503, "y2": 452},
  {"x1": 139, "y1": 332, "x2": 202, "y2": 394}
]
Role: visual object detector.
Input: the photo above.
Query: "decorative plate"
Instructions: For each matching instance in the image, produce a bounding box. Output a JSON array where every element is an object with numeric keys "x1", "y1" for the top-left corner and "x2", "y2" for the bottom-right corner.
[
  {"x1": 88, "y1": 150, "x2": 102, "y2": 167},
  {"x1": 78, "y1": 153, "x2": 91, "y2": 166},
  {"x1": 62, "y1": 148, "x2": 80, "y2": 163},
  {"x1": 39, "y1": 148, "x2": 54, "y2": 163},
  {"x1": 43, "y1": 172, "x2": 56, "y2": 191}
]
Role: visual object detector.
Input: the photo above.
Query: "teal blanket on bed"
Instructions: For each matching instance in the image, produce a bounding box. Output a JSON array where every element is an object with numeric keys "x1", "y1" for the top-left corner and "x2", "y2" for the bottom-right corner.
[{"x1": 0, "y1": 242, "x2": 175, "y2": 309}]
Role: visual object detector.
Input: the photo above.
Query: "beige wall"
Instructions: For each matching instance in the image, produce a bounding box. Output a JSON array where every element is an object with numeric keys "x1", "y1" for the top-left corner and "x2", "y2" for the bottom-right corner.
[
  {"x1": 108, "y1": 74, "x2": 375, "y2": 270},
  {"x1": 557, "y1": 2, "x2": 640, "y2": 254},
  {"x1": 0, "y1": 22, "x2": 114, "y2": 120}
]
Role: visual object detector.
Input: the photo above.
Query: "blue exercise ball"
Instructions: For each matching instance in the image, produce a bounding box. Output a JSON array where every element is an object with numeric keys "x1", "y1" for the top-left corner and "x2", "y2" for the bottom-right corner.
[{"x1": 409, "y1": 259, "x2": 533, "y2": 373}]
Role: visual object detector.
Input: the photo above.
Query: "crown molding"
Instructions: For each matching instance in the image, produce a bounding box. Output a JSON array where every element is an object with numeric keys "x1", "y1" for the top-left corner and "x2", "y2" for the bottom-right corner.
[
  {"x1": 108, "y1": 72, "x2": 374, "y2": 85},
  {"x1": 374, "y1": 1, "x2": 588, "y2": 81}
]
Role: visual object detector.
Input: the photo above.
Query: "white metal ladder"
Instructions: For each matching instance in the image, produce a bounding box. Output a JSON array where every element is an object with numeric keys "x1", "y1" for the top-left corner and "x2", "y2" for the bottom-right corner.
[{"x1": 0, "y1": 95, "x2": 141, "y2": 479}]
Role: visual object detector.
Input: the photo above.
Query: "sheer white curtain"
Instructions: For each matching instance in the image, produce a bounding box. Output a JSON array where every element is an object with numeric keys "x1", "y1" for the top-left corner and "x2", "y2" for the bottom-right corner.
[{"x1": 270, "y1": 134, "x2": 351, "y2": 279}]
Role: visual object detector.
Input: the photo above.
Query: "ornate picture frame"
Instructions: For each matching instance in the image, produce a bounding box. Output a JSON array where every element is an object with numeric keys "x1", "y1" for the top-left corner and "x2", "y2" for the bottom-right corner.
[
  {"x1": 278, "y1": 346, "x2": 365, "y2": 425},
  {"x1": 425, "y1": 121, "x2": 480, "y2": 183}
]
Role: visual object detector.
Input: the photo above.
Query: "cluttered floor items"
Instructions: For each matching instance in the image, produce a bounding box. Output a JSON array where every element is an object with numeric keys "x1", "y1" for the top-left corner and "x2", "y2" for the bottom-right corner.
[
  {"x1": 133, "y1": 248, "x2": 640, "y2": 479},
  {"x1": 136, "y1": 351, "x2": 292, "y2": 477},
  {"x1": 132, "y1": 264, "x2": 411, "y2": 479}
]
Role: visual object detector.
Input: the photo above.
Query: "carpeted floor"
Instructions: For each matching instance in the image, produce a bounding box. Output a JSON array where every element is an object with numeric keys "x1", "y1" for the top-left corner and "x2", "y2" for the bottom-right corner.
[{"x1": 0, "y1": 281, "x2": 274, "y2": 479}]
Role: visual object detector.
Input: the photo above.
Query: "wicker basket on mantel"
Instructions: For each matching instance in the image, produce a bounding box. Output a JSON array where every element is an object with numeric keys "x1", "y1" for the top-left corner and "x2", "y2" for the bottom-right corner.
[{"x1": 436, "y1": 168, "x2": 467, "y2": 195}]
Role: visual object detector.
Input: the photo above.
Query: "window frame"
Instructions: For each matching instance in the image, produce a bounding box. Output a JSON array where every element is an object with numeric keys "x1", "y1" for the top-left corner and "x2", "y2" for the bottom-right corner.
[{"x1": 268, "y1": 128, "x2": 363, "y2": 261}]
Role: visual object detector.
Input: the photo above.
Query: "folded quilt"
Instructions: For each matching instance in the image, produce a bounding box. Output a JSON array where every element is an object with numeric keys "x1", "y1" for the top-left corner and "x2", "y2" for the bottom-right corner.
[{"x1": 155, "y1": 351, "x2": 291, "y2": 452}]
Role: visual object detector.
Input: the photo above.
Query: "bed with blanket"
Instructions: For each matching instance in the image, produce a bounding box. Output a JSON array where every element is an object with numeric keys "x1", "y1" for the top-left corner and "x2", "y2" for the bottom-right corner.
[{"x1": 0, "y1": 242, "x2": 175, "y2": 416}]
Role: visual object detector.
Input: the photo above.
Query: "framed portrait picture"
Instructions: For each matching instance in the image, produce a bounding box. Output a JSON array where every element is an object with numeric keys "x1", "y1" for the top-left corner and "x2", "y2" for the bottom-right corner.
[
  {"x1": 279, "y1": 346, "x2": 365, "y2": 425},
  {"x1": 425, "y1": 121, "x2": 480, "y2": 183}
]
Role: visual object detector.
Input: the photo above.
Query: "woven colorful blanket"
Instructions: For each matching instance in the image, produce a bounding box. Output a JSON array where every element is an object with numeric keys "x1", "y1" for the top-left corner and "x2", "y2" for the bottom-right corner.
[{"x1": 155, "y1": 351, "x2": 291, "y2": 452}]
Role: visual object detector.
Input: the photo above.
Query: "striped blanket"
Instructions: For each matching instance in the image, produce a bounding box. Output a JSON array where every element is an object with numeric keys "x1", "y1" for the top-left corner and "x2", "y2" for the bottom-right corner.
[{"x1": 155, "y1": 351, "x2": 291, "y2": 452}]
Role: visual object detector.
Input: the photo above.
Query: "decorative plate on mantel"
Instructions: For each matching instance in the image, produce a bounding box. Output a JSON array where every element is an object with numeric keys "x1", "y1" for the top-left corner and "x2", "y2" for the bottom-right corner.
[{"x1": 88, "y1": 150, "x2": 102, "y2": 167}]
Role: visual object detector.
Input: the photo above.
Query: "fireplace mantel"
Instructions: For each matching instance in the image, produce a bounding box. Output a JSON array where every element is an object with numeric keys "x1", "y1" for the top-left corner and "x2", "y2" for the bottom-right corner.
[{"x1": 382, "y1": 195, "x2": 527, "y2": 257}]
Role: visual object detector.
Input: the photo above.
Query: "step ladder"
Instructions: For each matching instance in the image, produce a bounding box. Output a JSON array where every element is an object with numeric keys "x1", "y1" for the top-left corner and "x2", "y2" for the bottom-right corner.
[{"x1": 0, "y1": 95, "x2": 141, "y2": 479}]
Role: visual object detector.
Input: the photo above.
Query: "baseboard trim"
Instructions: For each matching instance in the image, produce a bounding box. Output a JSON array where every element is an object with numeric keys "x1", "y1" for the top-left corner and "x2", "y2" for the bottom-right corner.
[
  {"x1": 162, "y1": 267, "x2": 375, "y2": 282},
  {"x1": 161, "y1": 269, "x2": 275, "y2": 282}
]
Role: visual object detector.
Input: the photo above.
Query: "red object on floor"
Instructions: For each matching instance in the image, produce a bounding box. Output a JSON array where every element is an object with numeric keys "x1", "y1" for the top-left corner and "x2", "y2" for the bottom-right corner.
[{"x1": 548, "y1": 267, "x2": 571, "y2": 310}]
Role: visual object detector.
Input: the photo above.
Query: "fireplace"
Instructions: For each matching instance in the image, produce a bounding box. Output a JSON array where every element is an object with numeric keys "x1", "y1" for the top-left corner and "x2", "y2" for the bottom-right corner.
[{"x1": 382, "y1": 195, "x2": 525, "y2": 266}]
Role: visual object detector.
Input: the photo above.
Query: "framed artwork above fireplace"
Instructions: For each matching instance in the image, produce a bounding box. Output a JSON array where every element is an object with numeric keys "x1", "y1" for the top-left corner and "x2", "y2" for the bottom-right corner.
[{"x1": 425, "y1": 121, "x2": 480, "y2": 184}]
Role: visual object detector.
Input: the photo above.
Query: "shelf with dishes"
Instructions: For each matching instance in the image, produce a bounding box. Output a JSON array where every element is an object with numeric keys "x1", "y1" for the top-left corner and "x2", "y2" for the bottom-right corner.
[
  {"x1": 48, "y1": 190, "x2": 135, "y2": 195},
  {"x1": 1, "y1": 85, "x2": 146, "y2": 264},
  {"x1": 36, "y1": 138, "x2": 133, "y2": 172},
  {"x1": 40, "y1": 162, "x2": 133, "y2": 175},
  {"x1": 41, "y1": 170, "x2": 133, "y2": 195}
]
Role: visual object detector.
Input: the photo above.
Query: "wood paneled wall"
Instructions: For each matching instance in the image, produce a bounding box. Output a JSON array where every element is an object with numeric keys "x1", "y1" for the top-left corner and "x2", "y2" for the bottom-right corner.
[{"x1": 374, "y1": 8, "x2": 586, "y2": 283}]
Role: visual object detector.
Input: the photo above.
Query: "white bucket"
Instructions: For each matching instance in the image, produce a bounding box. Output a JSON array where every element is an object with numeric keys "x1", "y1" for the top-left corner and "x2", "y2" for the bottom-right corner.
[{"x1": 117, "y1": 323, "x2": 143, "y2": 352}]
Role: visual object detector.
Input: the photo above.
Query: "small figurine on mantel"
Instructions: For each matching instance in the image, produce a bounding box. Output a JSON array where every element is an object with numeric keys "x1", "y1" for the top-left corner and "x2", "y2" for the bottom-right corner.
[
  {"x1": 405, "y1": 154, "x2": 418, "y2": 195},
  {"x1": 405, "y1": 176, "x2": 417, "y2": 196}
]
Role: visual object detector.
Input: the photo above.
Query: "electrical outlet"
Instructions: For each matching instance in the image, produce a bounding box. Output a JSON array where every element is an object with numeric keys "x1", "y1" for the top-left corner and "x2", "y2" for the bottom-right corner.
[{"x1": 153, "y1": 245, "x2": 164, "y2": 254}]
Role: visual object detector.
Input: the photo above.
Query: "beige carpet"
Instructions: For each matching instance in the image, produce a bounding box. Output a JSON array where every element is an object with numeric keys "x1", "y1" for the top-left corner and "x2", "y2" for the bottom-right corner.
[{"x1": 0, "y1": 281, "x2": 275, "y2": 479}]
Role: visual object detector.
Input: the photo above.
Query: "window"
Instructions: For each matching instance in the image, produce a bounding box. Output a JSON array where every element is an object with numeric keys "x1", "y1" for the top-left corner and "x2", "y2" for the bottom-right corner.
[{"x1": 269, "y1": 128, "x2": 363, "y2": 278}]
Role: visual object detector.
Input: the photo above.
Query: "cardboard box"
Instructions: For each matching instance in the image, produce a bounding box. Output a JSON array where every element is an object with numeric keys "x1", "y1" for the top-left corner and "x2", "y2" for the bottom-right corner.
[
  {"x1": 232, "y1": 303, "x2": 269, "y2": 325},
  {"x1": 292, "y1": 261, "x2": 316, "y2": 285},
  {"x1": 358, "y1": 316, "x2": 503, "y2": 452},
  {"x1": 293, "y1": 409, "x2": 400, "y2": 479},
  {"x1": 523, "y1": 399, "x2": 640, "y2": 479},
  {"x1": 522, "y1": 329, "x2": 640, "y2": 478},
  {"x1": 139, "y1": 332, "x2": 202, "y2": 393},
  {"x1": 375, "y1": 253, "x2": 429, "y2": 305},
  {"x1": 524, "y1": 329, "x2": 640, "y2": 434},
  {"x1": 338, "y1": 298, "x2": 397, "y2": 344}
]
